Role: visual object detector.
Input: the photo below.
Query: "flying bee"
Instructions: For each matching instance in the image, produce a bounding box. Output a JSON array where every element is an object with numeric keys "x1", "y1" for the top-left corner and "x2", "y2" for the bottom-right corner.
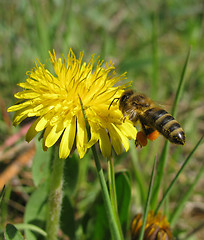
[{"x1": 110, "y1": 90, "x2": 186, "y2": 147}]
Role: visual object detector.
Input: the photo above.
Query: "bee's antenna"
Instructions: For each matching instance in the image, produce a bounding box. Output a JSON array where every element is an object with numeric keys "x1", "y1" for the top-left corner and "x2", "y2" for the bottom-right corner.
[{"x1": 108, "y1": 98, "x2": 120, "y2": 110}]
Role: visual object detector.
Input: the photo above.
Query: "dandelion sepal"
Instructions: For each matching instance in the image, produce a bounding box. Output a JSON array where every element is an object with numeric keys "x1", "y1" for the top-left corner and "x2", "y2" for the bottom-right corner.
[{"x1": 131, "y1": 211, "x2": 173, "y2": 240}]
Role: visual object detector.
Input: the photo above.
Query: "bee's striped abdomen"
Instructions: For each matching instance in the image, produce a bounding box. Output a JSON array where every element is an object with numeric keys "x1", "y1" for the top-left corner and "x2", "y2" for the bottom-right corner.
[{"x1": 142, "y1": 107, "x2": 185, "y2": 145}]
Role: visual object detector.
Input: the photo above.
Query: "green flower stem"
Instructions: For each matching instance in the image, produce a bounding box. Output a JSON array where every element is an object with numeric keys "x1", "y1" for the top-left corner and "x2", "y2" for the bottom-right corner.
[
  {"x1": 107, "y1": 157, "x2": 118, "y2": 209},
  {"x1": 46, "y1": 146, "x2": 65, "y2": 240},
  {"x1": 107, "y1": 156, "x2": 124, "y2": 239},
  {"x1": 91, "y1": 146, "x2": 124, "y2": 240},
  {"x1": 130, "y1": 140, "x2": 146, "y2": 204},
  {"x1": 79, "y1": 95, "x2": 123, "y2": 240},
  {"x1": 139, "y1": 157, "x2": 157, "y2": 240},
  {"x1": 151, "y1": 141, "x2": 169, "y2": 209}
]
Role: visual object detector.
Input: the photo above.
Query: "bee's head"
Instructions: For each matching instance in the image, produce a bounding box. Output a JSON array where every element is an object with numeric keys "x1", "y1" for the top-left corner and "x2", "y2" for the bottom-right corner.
[{"x1": 119, "y1": 90, "x2": 134, "y2": 112}]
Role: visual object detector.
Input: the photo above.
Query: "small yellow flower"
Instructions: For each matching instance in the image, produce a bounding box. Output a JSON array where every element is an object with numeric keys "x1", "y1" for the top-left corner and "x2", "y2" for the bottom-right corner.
[
  {"x1": 131, "y1": 211, "x2": 173, "y2": 240},
  {"x1": 8, "y1": 49, "x2": 136, "y2": 159}
]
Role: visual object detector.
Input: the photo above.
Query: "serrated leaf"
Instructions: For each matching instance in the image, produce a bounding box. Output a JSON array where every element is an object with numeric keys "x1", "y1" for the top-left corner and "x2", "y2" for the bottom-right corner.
[
  {"x1": 24, "y1": 182, "x2": 48, "y2": 240},
  {"x1": 83, "y1": 197, "x2": 110, "y2": 240},
  {"x1": 81, "y1": 185, "x2": 111, "y2": 239},
  {"x1": 60, "y1": 193, "x2": 75, "y2": 239},
  {"x1": 63, "y1": 154, "x2": 79, "y2": 196},
  {"x1": 4, "y1": 224, "x2": 24, "y2": 240}
]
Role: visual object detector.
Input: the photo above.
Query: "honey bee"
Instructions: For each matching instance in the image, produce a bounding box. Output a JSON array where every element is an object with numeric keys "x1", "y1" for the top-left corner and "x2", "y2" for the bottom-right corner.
[{"x1": 110, "y1": 90, "x2": 186, "y2": 147}]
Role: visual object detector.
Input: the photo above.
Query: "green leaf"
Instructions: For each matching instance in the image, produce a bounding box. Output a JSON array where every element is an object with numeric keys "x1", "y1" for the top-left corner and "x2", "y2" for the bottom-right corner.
[
  {"x1": 82, "y1": 195, "x2": 110, "y2": 240},
  {"x1": 115, "y1": 171, "x2": 131, "y2": 234},
  {"x1": 14, "y1": 224, "x2": 46, "y2": 238},
  {"x1": 63, "y1": 153, "x2": 79, "y2": 196},
  {"x1": 24, "y1": 182, "x2": 49, "y2": 240},
  {"x1": 82, "y1": 171, "x2": 131, "y2": 240},
  {"x1": 60, "y1": 193, "x2": 75, "y2": 239},
  {"x1": 32, "y1": 140, "x2": 51, "y2": 186},
  {"x1": 4, "y1": 224, "x2": 24, "y2": 240}
]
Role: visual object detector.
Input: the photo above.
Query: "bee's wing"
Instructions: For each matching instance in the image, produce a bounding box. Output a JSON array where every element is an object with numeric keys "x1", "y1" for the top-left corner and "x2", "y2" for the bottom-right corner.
[{"x1": 154, "y1": 100, "x2": 171, "y2": 111}]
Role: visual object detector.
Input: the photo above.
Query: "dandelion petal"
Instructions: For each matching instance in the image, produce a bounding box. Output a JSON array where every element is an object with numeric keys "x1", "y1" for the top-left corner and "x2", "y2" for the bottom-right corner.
[
  {"x1": 99, "y1": 128, "x2": 111, "y2": 157},
  {"x1": 76, "y1": 115, "x2": 88, "y2": 159},
  {"x1": 25, "y1": 119, "x2": 40, "y2": 142},
  {"x1": 108, "y1": 124, "x2": 123, "y2": 155},
  {"x1": 45, "y1": 125, "x2": 63, "y2": 148},
  {"x1": 35, "y1": 116, "x2": 48, "y2": 131},
  {"x1": 59, "y1": 117, "x2": 76, "y2": 159}
]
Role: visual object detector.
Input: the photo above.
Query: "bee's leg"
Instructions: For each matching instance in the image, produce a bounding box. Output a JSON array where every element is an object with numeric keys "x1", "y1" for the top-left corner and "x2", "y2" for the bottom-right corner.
[
  {"x1": 129, "y1": 111, "x2": 138, "y2": 122},
  {"x1": 142, "y1": 125, "x2": 155, "y2": 136},
  {"x1": 135, "y1": 124, "x2": 155, "y2": 148},
  {"x1": 122, "y1": 112, "x2": 138, "y2": 123},
  {"x1": 141, "y1": 124, "x2": 159, "y2": 142},
  {"x1": 135, "y1": 131, "x2": 148, "y2": 148},
  {"x1": 121, "y1": 114, "x2": 126, "y2": 122}
]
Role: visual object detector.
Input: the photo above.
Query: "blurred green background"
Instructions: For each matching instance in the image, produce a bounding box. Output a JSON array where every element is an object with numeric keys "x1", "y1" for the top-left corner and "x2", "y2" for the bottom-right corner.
[
  {"x1": 1, "y1": 0, "x2": 204, "y2": 142},
  {"x1": 0, "y1": 0, "x2": 204, "y2": 154},
  {"x1": 0, "y1": 0, "x2": 204, "y2": 239}
]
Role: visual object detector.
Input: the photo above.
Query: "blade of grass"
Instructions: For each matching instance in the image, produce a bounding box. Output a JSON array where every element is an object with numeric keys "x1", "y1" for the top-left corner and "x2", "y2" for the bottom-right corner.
[
  {"x1": 151, "y1": 12, "x2": 159, "y2": 99},
  {"x1": 30, "y1": 0, "x2": 50, "y2": 61},
  {"x1": 170, "y1": 154, "x2": 204, "y2": 226},
  {"x1": 172, "y1": 47, "x2": 191, "y2": 117},
  {"x1": 129, "y1": 140, "x2": 146, "y2": 205},
  {"x1": 150, "y1": 47, "x2": 191, "y2": 209},
  {"x1": 107, "y1": 157, "x2": 118, "y2": 210},
  {"x1": 0, "y1": 185, "x2": 6, "y2": 206},
  {"x1": 14, "y1": 223, "x2": 47, "y2": 237},
  {"x1": 138, "y1": 157, "x2": 157, "y2": 240},
  {"x1": 78, "y1": 95, "x2": 124, "y2": 240},
  {"x1": 150, "y1": 141, "x2": 169, "y2": 209},
  {"x1": 0, "y1": 185, "x2": 11, "y2": 229},
  {"x1": 107, "y1": 156, "x2": 124, "y2": 238},
  {"x1": 155, "y1": 136, "x2": 203, "y2": 214},
  {"x1": 0, "y1": 185, "x2": 6, "y2": 227}
]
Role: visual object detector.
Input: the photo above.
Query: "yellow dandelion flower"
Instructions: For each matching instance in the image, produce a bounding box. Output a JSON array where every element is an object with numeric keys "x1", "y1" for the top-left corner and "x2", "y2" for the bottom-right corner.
[
  {"x1": 131, "y1": 211, "x2": 173, "y2": 240},
  {"x1": 8, "y1": 49, "x2": 137, "y2": 159}
]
